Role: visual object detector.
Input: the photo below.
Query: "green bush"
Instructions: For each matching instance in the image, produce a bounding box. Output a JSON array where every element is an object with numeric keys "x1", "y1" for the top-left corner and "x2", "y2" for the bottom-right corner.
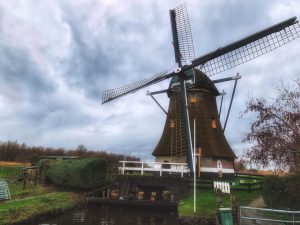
[
  {"x1": 262, "y1": 175, "x2": 300, "y2": 210},
  {"x1": 38, "y1": 158, "x2": 107, "y2": 190},
  {"x1": 38, "y1": 159, "x2": 54, "y2": 183}
]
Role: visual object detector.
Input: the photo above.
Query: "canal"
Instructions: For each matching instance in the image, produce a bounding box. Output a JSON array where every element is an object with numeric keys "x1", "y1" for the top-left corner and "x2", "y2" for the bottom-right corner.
[{"x1": 37, "y1": 205, "x2": 180, "y2": 225}]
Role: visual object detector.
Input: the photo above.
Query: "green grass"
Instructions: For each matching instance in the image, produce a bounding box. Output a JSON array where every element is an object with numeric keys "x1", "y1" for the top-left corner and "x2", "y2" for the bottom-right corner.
[
  {"x1": 0, "y1": 166, "x2": 82, "y2": 225},
  {"x1": 0, "y1": 166, "x2": 22, "y2": 179},
  {"x1": 234, "y1": 190, "x2": 262, "y2": 206},
  {"x1": 179, "y1": 190, "x2": 262, "y2": 217},
  {"x1": 0, "y1": 192, "x2": 79, "y2": 225},
  {"x1": 1, "y1": 166, "x2": 50, "y2": 199},
  {"x1": 8, "y1": 182, "x2": 51, "y2": 199}
]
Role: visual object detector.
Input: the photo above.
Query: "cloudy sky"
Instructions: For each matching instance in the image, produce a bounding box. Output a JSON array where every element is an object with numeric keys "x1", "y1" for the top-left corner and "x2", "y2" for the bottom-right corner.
[{"x1": 0, "y1": 0, "x2": 299, "y2": 160}]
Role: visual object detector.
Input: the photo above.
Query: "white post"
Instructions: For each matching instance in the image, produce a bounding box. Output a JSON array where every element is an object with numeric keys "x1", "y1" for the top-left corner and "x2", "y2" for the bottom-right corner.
[
  {"x1": 160, "y1": 163, "x2": 162, "y2": 176},
  {"x1": 141, "y1": 162, "x2": 144, "y2": 175},
  {"x1": 122, "y1": 161, "x2": 125, "y2": 174},
  {"x1": 181, "y1": 164, "x2": 184, "y2": 177},
  {"x1": 193, "y1": 119, "x2": 196, "y2": 213}
]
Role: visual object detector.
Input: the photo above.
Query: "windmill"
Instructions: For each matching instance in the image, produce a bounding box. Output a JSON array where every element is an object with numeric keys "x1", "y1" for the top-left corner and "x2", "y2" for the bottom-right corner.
[{"x1": 102, "y1": 3, "x2": 300, "y2": 178}]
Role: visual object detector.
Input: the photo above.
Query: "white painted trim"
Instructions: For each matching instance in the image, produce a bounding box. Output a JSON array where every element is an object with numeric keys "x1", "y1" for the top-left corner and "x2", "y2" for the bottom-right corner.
[{"x1": 200, "y1": 167, "x2": 234, "y2": 173}]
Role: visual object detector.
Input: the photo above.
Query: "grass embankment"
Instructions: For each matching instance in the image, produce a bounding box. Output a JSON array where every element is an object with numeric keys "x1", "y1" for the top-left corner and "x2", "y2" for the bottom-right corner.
[
  {"x1": 179, "y1": 190, "x2": 262, "y2": 217},
  {"x1": 0, "y1": 166, "x2": 82, "y2": 225}
]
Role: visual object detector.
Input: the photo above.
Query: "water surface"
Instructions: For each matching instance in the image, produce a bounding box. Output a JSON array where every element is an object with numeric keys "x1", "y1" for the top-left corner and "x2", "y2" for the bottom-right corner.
[{"x1": 38, "y1": 205, "x2": 180, "y2": 225}]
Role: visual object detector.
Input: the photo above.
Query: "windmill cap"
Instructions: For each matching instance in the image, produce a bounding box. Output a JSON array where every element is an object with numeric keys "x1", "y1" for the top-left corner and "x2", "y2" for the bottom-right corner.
[{"x1": 169, "y1": 69, "x2": 220, "y2": 96}]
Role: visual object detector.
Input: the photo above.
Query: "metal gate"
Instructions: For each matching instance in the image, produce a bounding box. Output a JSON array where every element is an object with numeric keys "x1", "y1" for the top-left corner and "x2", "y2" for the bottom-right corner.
[
  {"x1": 239, "y1": 206, "x2": 300, "y2": 225},
  {"x1": 0, "y1": 179, "x2": 11, "y2": 200}
]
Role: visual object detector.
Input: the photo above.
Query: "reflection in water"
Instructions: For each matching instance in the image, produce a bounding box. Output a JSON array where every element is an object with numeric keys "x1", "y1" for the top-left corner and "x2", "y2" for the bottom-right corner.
[{"x1": 38, "y1": 205, "x2": 179, "y2": 225}]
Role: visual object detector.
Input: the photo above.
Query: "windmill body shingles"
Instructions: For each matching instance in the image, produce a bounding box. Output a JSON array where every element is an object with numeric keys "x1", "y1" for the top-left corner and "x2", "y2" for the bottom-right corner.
[{"x1": 152, "y1": 70, "x2": 236, "y2": 161}]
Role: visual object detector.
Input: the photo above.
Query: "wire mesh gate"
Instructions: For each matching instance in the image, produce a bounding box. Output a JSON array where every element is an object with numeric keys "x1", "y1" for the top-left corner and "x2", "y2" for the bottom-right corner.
[{"x1": 239, "y1": 206, "x2": 300, "y2": 225}]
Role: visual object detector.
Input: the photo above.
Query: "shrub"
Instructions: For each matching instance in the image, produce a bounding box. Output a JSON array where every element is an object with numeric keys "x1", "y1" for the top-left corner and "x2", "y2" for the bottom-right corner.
[
  {"x1": 38, "y1": 158, "x2": 107, "y2": 190},
  {"x1": 38, "y1": 159, "x2": 54, "y2": 183},
  {"x1": 262, "y1": 175, "x2": 300, "y2": 210}
]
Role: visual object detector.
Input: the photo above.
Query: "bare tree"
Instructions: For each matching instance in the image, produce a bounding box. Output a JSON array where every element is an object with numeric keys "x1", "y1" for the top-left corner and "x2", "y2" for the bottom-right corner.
[{"x1": 242, "y1": 79, "x2": 300, "y2": 172}]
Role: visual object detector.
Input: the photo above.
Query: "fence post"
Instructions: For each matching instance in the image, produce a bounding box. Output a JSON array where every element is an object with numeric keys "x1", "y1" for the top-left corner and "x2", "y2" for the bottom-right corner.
[
  {"x1": 181, "y1": 164, "x2": 184, "y2": 177},
  {"x1": 22, "y1": 169, "x2": 28, "y2": 190},
  {"x1": 160, "y1": 163, "x2": 162, "y2": 177},
  {"x1": 122, "y1": 162, "x2": 125, "y2": 174},
  {"x1": 141, "y1": 162, "x2": 144, "y2": 175},
  {"x1": 34, "y1": 169, "x2": 38, "y2": 185}
]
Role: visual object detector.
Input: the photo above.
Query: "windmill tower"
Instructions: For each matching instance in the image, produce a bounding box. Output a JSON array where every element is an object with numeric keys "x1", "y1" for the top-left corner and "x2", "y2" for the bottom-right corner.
[
  {"x1": 152, "y1": 69, "x2": 237, "y2": 179},
  {"x1": 102, "y1": 3, "x2": 300, "y2": 178}
]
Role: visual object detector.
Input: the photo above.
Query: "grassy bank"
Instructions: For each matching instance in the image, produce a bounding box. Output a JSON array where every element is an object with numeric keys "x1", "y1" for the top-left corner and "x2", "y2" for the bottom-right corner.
[
  {"x1": 0, "y1": 166, "x2": 83, "y2": 225},
  {"x1": 0, "y1": 192, "x2": 80, "y2": 225},
  {"x1": 179, "y1": 190, "x2": 262, "y2": 217}
]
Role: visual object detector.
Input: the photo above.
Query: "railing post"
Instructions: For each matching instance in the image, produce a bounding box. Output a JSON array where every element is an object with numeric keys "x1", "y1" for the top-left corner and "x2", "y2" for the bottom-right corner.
[
  {"x1": 122, "y1": 161, "x2": 125, "y2": 174},
  {"x1": 141, "y1": 162, "x2": 144, "y2": 175},
  {"x1": 181, "y1": 164, "x2": 184, "y2": 177},
  {"x1": 160, "y1": 163, "x2": 162, "y2": 176}
]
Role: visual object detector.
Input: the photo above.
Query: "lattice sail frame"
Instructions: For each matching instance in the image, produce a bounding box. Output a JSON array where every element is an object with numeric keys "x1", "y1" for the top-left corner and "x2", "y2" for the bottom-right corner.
[
  {"x1": 172, "y1": 2, "x2": 196, "y2": 65},
  {"x1": 102, "y1": 70, "x2": 169, "y2": 103},
  {"x1": 196, "y1": 22, "x2": 300, "y2": 77}
]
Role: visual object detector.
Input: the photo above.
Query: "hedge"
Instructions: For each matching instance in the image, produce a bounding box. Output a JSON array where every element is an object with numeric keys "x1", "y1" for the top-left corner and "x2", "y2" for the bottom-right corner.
[
  {"x1": 262, "y1": 174, "x2": 300, "y2": 210},
  {"x1": 38, "y1": 158, "x2": 107, "y2": 190}
]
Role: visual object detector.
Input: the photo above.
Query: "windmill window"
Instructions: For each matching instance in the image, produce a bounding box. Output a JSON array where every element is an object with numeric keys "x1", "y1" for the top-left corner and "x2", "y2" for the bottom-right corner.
[
  {"x1": 170, "y1": 119, "x2": 175, "y2": 128},
  {"x1": 211, "y1": 118, "x2": 217, "y2": 128},
  {"x1": 189, "y1": 94, "x2": 197, "y2": 103},
  {"x1": 217, "y1": 160, "x2": 222, "y2": 169}
]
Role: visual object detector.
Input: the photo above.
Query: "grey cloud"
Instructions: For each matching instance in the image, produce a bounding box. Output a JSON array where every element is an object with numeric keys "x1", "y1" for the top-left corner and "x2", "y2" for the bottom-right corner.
[
  {"x1": 0, "y1": 0, "x2": 299, "y2": 160},
  {"x1": 0, "y1": 44, "x2": 56, "y2": 98},
  {"x1": 191, "y1": 0, "x2": 275, "y2": 55}
]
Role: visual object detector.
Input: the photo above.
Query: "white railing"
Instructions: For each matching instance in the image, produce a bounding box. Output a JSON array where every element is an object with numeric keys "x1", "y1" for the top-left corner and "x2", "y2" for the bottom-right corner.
[
  {"x1": 119, "y1": 161, "x2": 190, "y2": 177},
  {"x1": 214, "y1": 181, "x2": 231, "y2": 194}
]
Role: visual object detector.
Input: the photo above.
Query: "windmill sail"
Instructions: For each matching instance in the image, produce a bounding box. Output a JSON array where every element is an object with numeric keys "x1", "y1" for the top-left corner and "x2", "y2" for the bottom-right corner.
[
  {"x1": 102, "y1": 70, "x2": 170, "y2": 104},
  {"x1": 170, "y1": 2, "x2": 196, "y2": 66},
  {"x1": 170, "y1": 3, "x2": 196, "y2": 171},
  {"x1": 192, "y1": 17, "x2": 300, "y2": 76}
]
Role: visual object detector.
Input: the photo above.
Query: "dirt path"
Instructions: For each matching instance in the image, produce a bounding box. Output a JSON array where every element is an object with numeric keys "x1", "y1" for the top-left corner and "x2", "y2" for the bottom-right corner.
[
  {"x1": 248, "y1": 196, "x2": 265, "y2": 208},
  {"x1": 8, "y1": 192, "x2": 57, "y2": 202},
  {"x1": 241, "y1": 197, "x2": 281, "y2": 225}
]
